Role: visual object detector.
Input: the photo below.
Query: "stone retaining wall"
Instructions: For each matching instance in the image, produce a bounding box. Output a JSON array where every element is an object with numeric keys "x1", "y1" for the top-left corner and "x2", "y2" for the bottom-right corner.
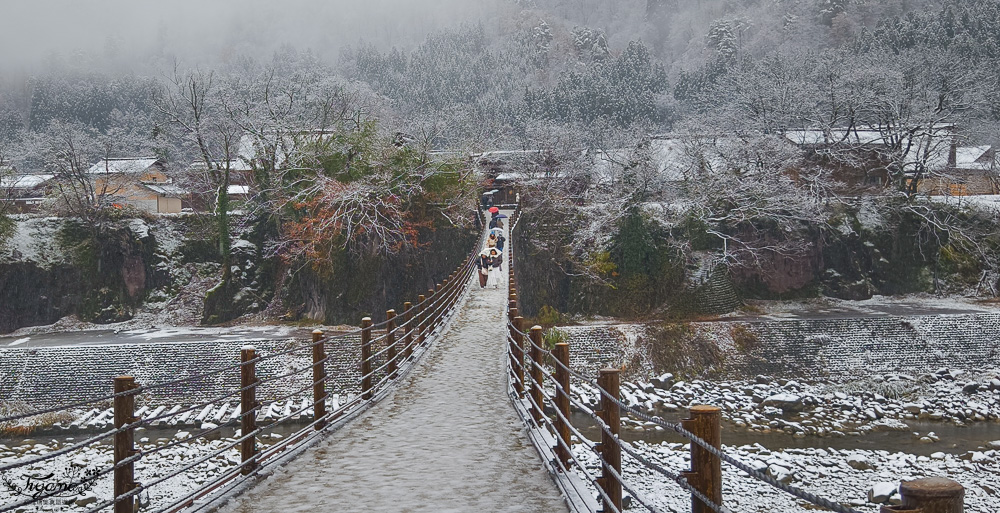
[
  {"x1": 560, "y1": 313, "x2": 1000, "y2": 381},
  {"x1": 722, "y1": 313, "x2": 1000, "y2": 379},
  {"x1": 0, "y1": 335, "x2": 365, "y2": 408}
]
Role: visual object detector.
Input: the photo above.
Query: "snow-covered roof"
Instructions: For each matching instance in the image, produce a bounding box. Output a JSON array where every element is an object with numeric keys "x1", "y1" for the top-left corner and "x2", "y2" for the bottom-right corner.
[
  {"x1": 494, "y1": 170, "x2": 566, "y2": 181},
  {"x1": 590, "y1": 138, "x2": 726, "y2": 184},
  {"x1": 0, "y1": 174, "x2": 54, "y2": 189},
  {"x1": 955, "y1": 146, "x2": 992, "y2": 169},
  {"x1": 784, "y1": 124, "x2": 956, "y2": 147},
  {"x1": 227, "y1": 185, "x2": 250, "y2": 195},
  {"x1": 188, "y1": 160, "x2": 252, "y2": 172},
  {"x1": 237, "y1": 130, "x2": 336, "y2": 171},
  {"x1": 143, "y1": 183, "x2": 188, "y2": 197},
  {"x1": 88, "y1": 157, "x2": 160, "y2": 175}
]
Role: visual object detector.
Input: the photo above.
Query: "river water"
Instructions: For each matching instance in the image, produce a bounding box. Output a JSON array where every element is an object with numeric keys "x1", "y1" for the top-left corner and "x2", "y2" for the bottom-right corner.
[{"x1": 570, "y1": 411, "x2": 999, "y2": 455}]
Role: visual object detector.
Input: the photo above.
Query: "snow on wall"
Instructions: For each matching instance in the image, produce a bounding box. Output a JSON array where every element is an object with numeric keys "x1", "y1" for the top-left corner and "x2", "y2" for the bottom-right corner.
[
  {"x1": 0, "y1": 335, "x2": 366, "y2": 408},
  {"x1": 561, "y1": 313, "x2": 1000, "y2": 381}
]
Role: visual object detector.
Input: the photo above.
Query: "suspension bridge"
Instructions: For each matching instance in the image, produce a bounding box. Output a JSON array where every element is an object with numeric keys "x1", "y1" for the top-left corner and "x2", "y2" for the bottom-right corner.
[{"x1": 0, "y1": 206, "x2": 966, "y2": 513}]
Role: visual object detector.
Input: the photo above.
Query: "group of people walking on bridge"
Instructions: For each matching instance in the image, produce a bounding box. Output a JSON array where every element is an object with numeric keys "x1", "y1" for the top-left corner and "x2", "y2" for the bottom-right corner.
[{"x1": 477, "y1": 207, "x2": 506, "y2": 289}]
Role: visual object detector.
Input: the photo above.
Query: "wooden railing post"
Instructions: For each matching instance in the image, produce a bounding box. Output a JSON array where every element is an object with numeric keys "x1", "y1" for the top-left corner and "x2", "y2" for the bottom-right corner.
[
  {"x1": 386, "y1": 309, "x2": 397, "y2": 379},
  {"x1": 881, "y1": 478, "x2": 964, "y2": 513},
  {"x1": 553, "y1": 342, "x2": 571, "y2": 471},
  {"x1": 529, "y1": 326, "x2": 545, "y2": 426},
  {"x1": 416, "y1": 294, "x2": 427, "y2": 346},
  {"x1": 239, "y1": 347, "x2": 258, "y2": 474},
  {"x1": 423, "y1": 288, "x2": 435, "y2": 339},
  {"x1": 403, "y1": 301, "x2": 414, "y2": 359},
  {"x1": 513, "y1": 316, "x2": 525, "y2": 397},
  {"x1": 682, "y1": 405, "x2": 722, "y2": 513},
  {"x1": 361, "y1": 317, "x2": 373, "y2": 400},
  {"x1": 597, "y1": 368, "x2": 622, "y2": 513},
  {"x1": 311, "y1": 331, "x2": 327, "y2": 430},
  {"x1": 432, "y1": 286, "x2": 441, "y2": 327},
  {"x1": 113, "y1": 376, "x2": 139, "y2": 513},
  {"x1": 508, "y1": 301, "x2": 520, "y2": 395}
]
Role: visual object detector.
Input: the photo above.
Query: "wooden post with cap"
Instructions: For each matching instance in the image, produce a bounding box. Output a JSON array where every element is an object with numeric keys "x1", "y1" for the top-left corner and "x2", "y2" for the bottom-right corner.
[
  {"x1": 386, "y1": 309, "x2": 397, "y2": 379},
  {"x1": 880, "y1": 478, "x2": 964, "y2": 513},
  {"x1": 239, "y1": 347, "x2": 258, "y2": 473},
  {"x1": 553, "y1": 342, "x2": 571, "y2": 470},
  {"x1": 361, "y1": 317, "x2": 373, "y2": 400},
  {"x1": 416, "y1": 294, "x2": 427, "y2": 347},
  {"x1": 513, "y1": 316, "x2": 526, "y2": 397},
  {"x1": 311, "y1": 331, "x2": 327, "y2": 430},
  {"x1": 682, "y1": 405, "x2": 723, "y2": 513},
  {"x1": 529, "y1": 326, "x2": 545, "y2": 426},
  {"x1": 403, "y1": 301, "x2": 414, "y2": 359},
  {"x1": 113, "y1": 375, "x2": 139, "y2": 513},
  {"x1": 597, "y1": 368, "x2": 622, "y2": 513}
]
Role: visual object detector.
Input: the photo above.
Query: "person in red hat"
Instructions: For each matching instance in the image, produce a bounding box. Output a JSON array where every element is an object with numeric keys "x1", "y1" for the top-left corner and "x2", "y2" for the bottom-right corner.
[{"x1": 488, "y1": 207, "x2": 503, "y2": 229}]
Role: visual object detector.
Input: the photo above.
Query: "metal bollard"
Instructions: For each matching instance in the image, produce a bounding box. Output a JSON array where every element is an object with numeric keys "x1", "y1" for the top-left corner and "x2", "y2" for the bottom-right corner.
[
  {"x1": 113, "y1": 376, "x2": 139, "y2": 513},
  {"x1": 386, "y1": 309, "x2": 397, "y2": 379},
  {"x1": 596, "y1": 368, "x2": 622, "y2": 513},
  {"x1": 529, "y1": 326, "x2": 545, "y2": 426},
  {"x1": 553, "y1": 342, "x2": 571, "y2": 470},
  {"x1": 311, "y1": 331, "x2": 327, "y2": 430},
  {"x1": 361, "y1": 317, "x2": 373, "y2": 400},
  {"x1": 880, "y1": 478, "x2": 964, "y2": 513},
  {"x1": 240, "y1": 347, "x2": 258, "y2": 473},
  {"x1": 682, "y1": 405, "x2": 723, "y2": 513}
]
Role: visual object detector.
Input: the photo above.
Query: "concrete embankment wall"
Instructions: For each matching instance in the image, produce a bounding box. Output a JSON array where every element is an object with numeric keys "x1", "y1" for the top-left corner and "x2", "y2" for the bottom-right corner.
[
  {"x1": 721, "y1": 312, "x2": 1000, "y2": 379},
  {"x1": 0, "y1": 335, "x2": 363, "y2": 408},
  {"x1": 559, "y1": 313, "x2": 1000, "y2": 381}
]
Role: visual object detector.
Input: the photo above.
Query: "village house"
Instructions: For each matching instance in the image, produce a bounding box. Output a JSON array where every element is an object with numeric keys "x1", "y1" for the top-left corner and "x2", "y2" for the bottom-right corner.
[
  {"x1": 784, "y1": 126, "x2": 999, "y2": 195},
  {"x1": 0, "y1": 168, "x2": 54, "y2": 213},
  {"x1": 917, "y1": 145, "x2": 998, "y2": 196},
  {"x1": 87, "y1": 157, "x2": 187, "y2": 213}
]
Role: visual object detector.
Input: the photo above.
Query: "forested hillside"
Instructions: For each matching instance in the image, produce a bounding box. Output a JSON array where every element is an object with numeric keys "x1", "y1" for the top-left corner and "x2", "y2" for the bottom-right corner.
[{"x1": 2, "y1": 0, "x2": 1000, "y2": 324}]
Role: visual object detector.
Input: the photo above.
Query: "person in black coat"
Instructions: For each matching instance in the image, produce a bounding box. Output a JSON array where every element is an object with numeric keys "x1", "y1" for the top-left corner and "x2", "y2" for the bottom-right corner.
[{"x1": 475, "y1": 251, "x2": 491, "y2": 288}]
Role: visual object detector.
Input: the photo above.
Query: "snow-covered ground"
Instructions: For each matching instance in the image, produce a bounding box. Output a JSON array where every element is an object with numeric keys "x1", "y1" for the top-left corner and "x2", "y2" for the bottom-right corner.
[
  {"x1": 0, "y1": 428, "x2": 290, "y2": 511},
  {"x1": 568, "y1": 370, "x2": 1000, "y2": 439},
  {"x1": 559, "y1": 371, "x2": 1000, "y2": 511},
  {"x1": 571, "y1": 440, "x2": 1000, "y2": 512}
]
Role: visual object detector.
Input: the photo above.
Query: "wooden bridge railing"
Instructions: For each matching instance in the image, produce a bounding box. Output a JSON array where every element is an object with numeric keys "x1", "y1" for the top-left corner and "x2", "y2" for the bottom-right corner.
[
  {"x1": 503, "y1": 207, "x2": 966, "y2": 513},
  {"x1": 0, "y1": 213, "x2": 492, "y2": 513}
]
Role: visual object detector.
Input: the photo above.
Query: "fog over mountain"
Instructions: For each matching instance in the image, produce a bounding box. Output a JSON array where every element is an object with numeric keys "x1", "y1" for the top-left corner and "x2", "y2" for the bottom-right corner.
[{"x1": 0, "y1": 0, "x2": 508, "y2": 72}]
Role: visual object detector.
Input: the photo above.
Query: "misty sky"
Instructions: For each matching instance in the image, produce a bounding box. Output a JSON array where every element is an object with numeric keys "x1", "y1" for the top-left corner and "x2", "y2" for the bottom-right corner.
[{"x1": 0, "y1": 0, "x2": 507, "y2": 72}]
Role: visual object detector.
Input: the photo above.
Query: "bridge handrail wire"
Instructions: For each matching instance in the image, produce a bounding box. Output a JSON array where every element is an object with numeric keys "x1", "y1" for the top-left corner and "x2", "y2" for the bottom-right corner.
[
  {"x1": 513, "y1": 312, "x2": 859, "y2": 513},
  {"x1": 2, "y1": 209, "x2": 492, "y2": 513},
  {"x1": 503, "y1": 204, "x2": 866, "y2": 513},
  {"x1": 518, "y1": 344, "x2": 721, "y2": 513},
  {"x1": 516, "y1": 370, "x2": 621, "y2": 513}
]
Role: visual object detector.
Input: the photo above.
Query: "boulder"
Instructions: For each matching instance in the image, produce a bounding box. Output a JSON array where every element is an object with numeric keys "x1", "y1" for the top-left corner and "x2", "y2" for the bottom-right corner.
[
  {"x1": 989, "y1": 379, "x2": 1000, "y2": 391},
  {"x1": 761, "y1": 393, "x2": 806, "y2": 413},
  {"x1": 75, "y1": 492, "x2": 99, "y2": 507},
  {"x1": 847, "y1": 455, "x2": 874, "y2": 470},
  {"x1": 766, "y1": 464, "x2": 795, "y2": 483},
  {"x1": 867, "y1": 482, "x2": 897, "y2": 504},
  {"x1": 962, "y1": 382, "x2": 980, "y2": 394},
  {"x1": 201, "y1": 422, "x2": 222, "y2": 441},
  {"x1": 902, "y1": 403, "x2": 922, "y2": 414},
  {"x1": 651, "y1": 373, "x2": 675, "y2": 389}
]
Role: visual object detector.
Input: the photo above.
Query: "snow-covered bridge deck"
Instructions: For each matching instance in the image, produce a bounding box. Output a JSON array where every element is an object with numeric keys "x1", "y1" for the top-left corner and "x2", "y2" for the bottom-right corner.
[{"x1": 213, "y1": 211, "x2": 567, "y2": 513}]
